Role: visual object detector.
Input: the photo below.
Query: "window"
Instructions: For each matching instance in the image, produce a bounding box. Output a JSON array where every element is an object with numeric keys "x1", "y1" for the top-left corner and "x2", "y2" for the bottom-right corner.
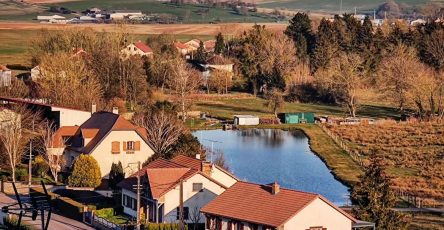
[
  {"x1": 307, "y1": 227, "x2": 326, "y2": 230},
  {"x1": 192, "y1": 183, "x2": 203, "y2": 192},
  {"x1": 236, "y1": 223, "x2": 244, "y2": 230},
  {"x1": 176, "y1": 207, "x2": 189, "y2": 220},
  {"x1": 127, "y1": 141, "x2": 135, "y2": 151}
]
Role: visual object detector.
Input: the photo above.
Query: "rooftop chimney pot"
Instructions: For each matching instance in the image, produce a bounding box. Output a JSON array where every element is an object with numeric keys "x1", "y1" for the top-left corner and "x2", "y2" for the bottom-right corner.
[
  {"x1": 112, "y1": 107, "x2": 119, "y2": 114},
  {"x1": 195, "y1": 154, "x2": 201, "y2": 160},
  {"x1": 271, "y1": 182, "x2": 280, "y2": 195},
  {"x1": 91, "y1": 103, "x2": 97, "y2": 114}
]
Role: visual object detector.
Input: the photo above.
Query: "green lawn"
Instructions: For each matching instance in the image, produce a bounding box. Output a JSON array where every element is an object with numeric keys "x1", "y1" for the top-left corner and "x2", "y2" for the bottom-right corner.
[
  {"x1": 195, "y1": 97, "x2": 400, "y2": 120},
  {"x1": 260, "y1": 0, "x2": 434, "y2": 14}
]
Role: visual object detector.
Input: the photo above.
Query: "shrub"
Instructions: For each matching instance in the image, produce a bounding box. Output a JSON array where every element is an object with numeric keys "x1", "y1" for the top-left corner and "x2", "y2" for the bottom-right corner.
[
  {"x1": 143, "y1": 223, "x2": 188, "y2": 230},
  {"x1": 33, "y1": 155, "x2": 49, "y2": 177},
  {"x1": 109, "y1": 162, "x2": 125, "y2": 190},
  {"x1": 15, "y1": 168, "x2": 28, "y2": 182},
  {"x1": 68, "y1": 154, "x2": 101, "y2": 188},
  {"x1": 95, "y1": 208, "x2": 114, "y2": 218},
  {"x1": 3, "y1": 216, "x2": 33, "y2": 230}
]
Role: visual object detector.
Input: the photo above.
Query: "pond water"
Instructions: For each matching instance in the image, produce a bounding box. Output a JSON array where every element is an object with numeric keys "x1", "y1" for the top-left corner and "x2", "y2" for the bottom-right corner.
[{"x1": 193, "y1": 129, "x2": 350, "y2": 205}]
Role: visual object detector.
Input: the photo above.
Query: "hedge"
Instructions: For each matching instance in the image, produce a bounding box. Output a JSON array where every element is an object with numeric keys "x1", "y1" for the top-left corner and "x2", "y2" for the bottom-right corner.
[
  {"x1": 143, "y1": 223, "x2": 188, "y2": 230},
  {"x1": 30, "y1": 188, "x2": 85, "y2": 221}
]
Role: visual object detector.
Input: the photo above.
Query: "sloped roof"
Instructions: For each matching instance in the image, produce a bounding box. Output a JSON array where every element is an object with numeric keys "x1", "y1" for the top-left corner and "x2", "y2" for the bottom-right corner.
[
  {"x1": 52, "y1": 126, "x2": 79, "y2": 148},
  {"x1": 171, "y1": 155, "x2": 202, "y2": 171},
  {"x1": 175, "y1": 42, "x2": 188, "y2": 50},
  {"x1": 134, "y1": 41, "x2": 153, "y2": 53},
  {"x1": 204, "y1": 40, "x2": 216, "y2": 50},
  {"x1": 0, "y1": 65, "x2": 10, "y2": 71},
  {"x1": 206, "y1": 55, "x2": 232, "y2": 65},
  {"x1": 201, "y1": 181, "x2": 357, "y2": 227}
]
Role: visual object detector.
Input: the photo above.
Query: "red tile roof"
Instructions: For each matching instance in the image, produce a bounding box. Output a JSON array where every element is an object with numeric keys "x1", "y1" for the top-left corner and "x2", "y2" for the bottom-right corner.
[
  {"x1": 81, "y1": 128, "x2": 99, "y2": 139},
  {"x1": 52, "y1": 126, "x2": 79, "y2": 148},
  {"x1": 0, "y1": 65, "x2": 10, "y2": 71},
  {"x1": 171, "y1": 155, "x2": 202, "y2": 171},
  {"x1": 201, "y1": 181, "x2": 357, "y2": 227},
  {"x1": 204, "y1": 40, "x2": 216, "y2": 50},
  {"x1": 175, "y1": 42, "x2": 188, "y2": 50},
  {"x1": 206, "y1": 55, "x2": 232, "y2": 65},
  {"x1": 134, "y1": 41, "x2": 153, "y2": 53}
]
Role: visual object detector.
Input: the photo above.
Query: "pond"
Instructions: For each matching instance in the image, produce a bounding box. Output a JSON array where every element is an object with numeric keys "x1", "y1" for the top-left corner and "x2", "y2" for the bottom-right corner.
[{"x1": 193, "y1": 129, "x2": 350, "y2": 205}]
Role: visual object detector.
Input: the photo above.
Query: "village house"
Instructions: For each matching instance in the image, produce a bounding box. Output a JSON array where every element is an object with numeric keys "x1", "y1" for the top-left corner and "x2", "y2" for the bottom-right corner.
[
  {"x1": 204, "y1": 40, "x2": 216, "y2": 53},
  {"x1": 110, "y1": 10, "x2": 143, "y2": 20},
  {"x1": 0, "y1": 65, "x2": 11, "y2": 87},
  {"x1": 55, "y1": 110, "x2": 154, "y2": 178},
  {"x1": 117, "y1": 155, "x2": 237, "y2": 223},
  {"x1": 185, "y1": 39, "x2": 201, "y2": 51},
  {"x1": 175, "y1": 42, "x2": 191, "y2": 56},
  {"x1": 201, "y1": 181, "x2": 373, "y2": 230},
  {"x1": 36, "y1": 15, "x2": 66, "y2": 21},
  {"x1": 205, "y1": 55, "x2": 234, "y2": 73},
  {"x1": 121, "y1": 41, "x2": 153, "y2": 58}
]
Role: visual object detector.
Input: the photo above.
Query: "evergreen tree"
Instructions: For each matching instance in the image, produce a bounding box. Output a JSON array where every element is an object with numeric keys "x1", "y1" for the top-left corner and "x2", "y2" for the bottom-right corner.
[
  {"x1": 195, "y1": 40, "x2": 206, "y2": 63},
  {"x1": 357, "y1": 16, "x2": 374, "y2": 50},
  {"x1": 68, "y1": 155, "x2": 102, "y2": 188},
  {"x1": 214, "y1": 32, "x2": 225, "y2": 54},
  {"x1": 311, "y1": 18, "x2": 339, "y2": 72},
  {"x1": 109, "y1": 161, "x2": 125, "y2": 190},
  {"x1": 284, "y1": 12, "x2": 314, "y2": 62},
  {"x1": 351, "y1": 153, "x2": 409, "y2": 230}
]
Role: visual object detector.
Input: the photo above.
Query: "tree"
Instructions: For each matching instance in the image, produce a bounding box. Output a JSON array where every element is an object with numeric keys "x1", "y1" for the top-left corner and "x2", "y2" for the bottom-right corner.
[
  {"x1": 167, "y1": 58, "x2": 202, "y2": 121},
  {"x1": 208, "y1": 70, "x2": 232, "y2": 94},
  {"x1": 195, "y1": 41, "x2": 206, "y2": 63},
  {"x1": 68, "y1": 154, "x2": 102, "y2": 188},
  {"x1": 109, "y1": 162, "x2": 125, "y2": 190},
  {"x1": 351, "y1": 153, "x2": 409, "y2": 229},
  {"x1": 214, "y1": 32, "x2": 225, "y2": 54},
  {"x1": 0, "y1": 106, "x2": 39, "y2": 182},
  {"x1": 38, "y1": 120, "x2": 65, "y2": 183},
  {"x1": 133, "y1": 108, "x2": 185, "y2": 158},
  {"x1": 315, "y1": 53, "x2": 365, "y2": 117},
  {"x1": 419, "y1": 29, "x2": 444, "y2": 71},
  {"x1": 310, "y1": 18, "x2": 339, "y2": 73},
  {"x1": 285, "y1": 12, "x2": 314, "y2": 62},
  {"x1": 265, "y1": 88, "x2": 284, "y2": 117}
]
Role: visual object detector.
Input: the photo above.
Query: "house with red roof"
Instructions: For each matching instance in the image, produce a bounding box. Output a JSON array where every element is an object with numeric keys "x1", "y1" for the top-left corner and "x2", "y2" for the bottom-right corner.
[
  {"x1": 121, "y1": 41, "x2": 154, "y2": 58},
  {"x1": 201, "y1": 181, "x2": 373, "y2": 230},
  {"x1": 117, "y1": 156, "x2": 231, "y2": 223},
  {"x1": 55, "y1": 110, "x2": 155, "y2": 178}
]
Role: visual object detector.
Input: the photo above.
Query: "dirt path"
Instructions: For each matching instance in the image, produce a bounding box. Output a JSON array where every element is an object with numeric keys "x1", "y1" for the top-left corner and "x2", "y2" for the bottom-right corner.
[{"x1": 0, "y1": 21, "x2": 287, "y2": 35}]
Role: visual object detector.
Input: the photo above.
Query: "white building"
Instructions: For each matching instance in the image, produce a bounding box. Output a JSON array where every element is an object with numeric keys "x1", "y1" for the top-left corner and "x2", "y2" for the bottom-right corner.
[
  {"x1": 0, "y1": 65, "x2": 11, "y2": 87},
  {"x1": 37, "y1": 15, "x2": 66, "y2": 21},
  {"x1": 110, "y1": 10, "x2": 143, "y2": 20},
  {"x1": 202, "y1": 182, "x2": 373, "y2": 230},
  {"x1": 121, "y1": 41, "x2": 153, "y2": 58},
  {"x1": 118, "y1": 156, "x2": 238, "y2": 223},
  {"x1": 411, "y1": 19, "x2": 426, "y2": 26},
  {"x1": 234, "y1": 115, "x2": 259, "y2": 126},
  {"x1": 59, "y1": 111, "x2": 155, "y2": 178}
]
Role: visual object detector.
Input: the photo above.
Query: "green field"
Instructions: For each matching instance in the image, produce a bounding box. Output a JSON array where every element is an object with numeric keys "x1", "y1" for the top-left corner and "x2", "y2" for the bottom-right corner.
[
  {"x1": 0, "y1": 0, "x2": 276, "y2": 22},
  {"x1": 260, "y1": 0, "x2": 436, "y2": 13}
]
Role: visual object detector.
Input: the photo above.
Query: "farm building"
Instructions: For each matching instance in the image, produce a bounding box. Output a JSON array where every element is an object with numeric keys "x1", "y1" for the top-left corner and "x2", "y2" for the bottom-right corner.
[
  {"x1": 281, "y1": 112, "x2": 315, "y2": 124},
  {"x1": 234, "y1": 115, "x2": 259, "y2": 126}
]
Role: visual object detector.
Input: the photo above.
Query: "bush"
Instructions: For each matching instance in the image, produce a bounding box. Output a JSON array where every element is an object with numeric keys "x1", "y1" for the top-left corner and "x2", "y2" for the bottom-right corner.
[
  {"x1": 143, "y1": 223, "x2": 188, "y2": 230},
  {"x1": 33, "y1": 155, "x2": 49, "y2": 177},
  {"x1": 68, "y1": 154, "x2": 101, "y2": 188},
  {"x1": 109, "y1": 162, "x2": 125, "y2": 190},
  {"x1": 15, "y1": 168, "x2": 28, "y2": 182},
  {"x1": 95, "y1": 208, "x2": 114, "y2": 218},
  {"x1": 3, "y1": 216, "x2": 33, "y2": 230}
]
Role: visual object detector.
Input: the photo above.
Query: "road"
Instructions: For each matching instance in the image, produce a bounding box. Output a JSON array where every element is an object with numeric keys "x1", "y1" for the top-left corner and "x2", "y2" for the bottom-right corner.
[{"x1": 0, "y1": 193, "x2": 94, "y2": 230}]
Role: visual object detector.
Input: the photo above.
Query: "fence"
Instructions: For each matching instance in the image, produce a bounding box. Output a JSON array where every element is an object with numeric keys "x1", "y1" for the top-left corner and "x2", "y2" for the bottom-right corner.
[{"x1": 93, "y1": 214, "x2": 123, "y2": 230}]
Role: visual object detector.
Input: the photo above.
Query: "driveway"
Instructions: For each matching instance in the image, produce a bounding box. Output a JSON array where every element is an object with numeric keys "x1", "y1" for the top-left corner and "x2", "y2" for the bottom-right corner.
[{"x1": 0, "y1": 192, "x2": 94, "y2": 230}]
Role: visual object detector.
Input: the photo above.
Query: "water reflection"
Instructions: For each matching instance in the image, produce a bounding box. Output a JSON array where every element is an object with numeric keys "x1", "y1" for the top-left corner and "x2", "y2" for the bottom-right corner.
[{"x1": 193, "y1": 129, "x2": 350, "y2": 205}]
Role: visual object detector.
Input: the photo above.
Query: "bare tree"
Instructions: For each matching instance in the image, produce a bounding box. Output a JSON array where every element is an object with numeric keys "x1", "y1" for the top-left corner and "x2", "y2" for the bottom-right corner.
[
  {"x1": 315, "y1": 53, "x2": 365, "y2": 117},
  {"x1": 37, "y1": 121, "x2": 65, "y2": 183},
  {"x1": 167, "y1": 59, "x2": 202, "y2": 121},
  {"x1": 189, "y1": 205, "x2": 202, "y2": 230},
  {"x1": 0, "y1": 106, "x2": 38, "y2": 182},
  {"x1": 265, "y1": 88, "x2": 285, "y2": 117},
  {"x1": 133, "y1": 109, "x2": 185, "y2": 157}
]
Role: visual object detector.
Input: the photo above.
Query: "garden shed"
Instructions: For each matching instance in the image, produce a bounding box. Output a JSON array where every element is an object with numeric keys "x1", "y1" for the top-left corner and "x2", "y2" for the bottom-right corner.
[
  {"x1": 282, "y1": 112, "x2": 315, "y2": 124},
  {"x1": 234, "y1": 115, "x2": 259, "y2": 126}
]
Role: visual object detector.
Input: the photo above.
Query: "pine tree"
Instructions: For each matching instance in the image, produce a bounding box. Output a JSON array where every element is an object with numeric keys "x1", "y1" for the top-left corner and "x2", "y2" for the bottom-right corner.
[
  {"x1": 284, "y1": 12, "x2": 314, "y2": 62},
  {"x1": 109, "y1": 161, "x2": 125, "y2": 190},
  {"x1": 68, "y1": 154, "x2": 102, "y2": 188},
  {"x1": 310, "y1": 18, "x2": 339, "y2": 72},
  {"x1": 351, "y1": 153, "x2": 409, "y2": 230},
  {"x1": 195, "y1": 41, "x2": 206, "y2": 63},
  {"x1": 214, "y1": 32, "x2": 225, "y2": 54}
]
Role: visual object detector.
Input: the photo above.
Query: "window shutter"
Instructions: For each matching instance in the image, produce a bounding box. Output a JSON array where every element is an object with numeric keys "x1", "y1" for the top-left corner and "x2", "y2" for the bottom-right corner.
[
  {"x1": 112, "y1": 141, "x2": 120, "y2": 153},
  {"x1": 135, "y1": 141, "x2": 141, "y2": 151},
  {"x1": 123, "y1": 141, "x2": 127, "y2": 151}
]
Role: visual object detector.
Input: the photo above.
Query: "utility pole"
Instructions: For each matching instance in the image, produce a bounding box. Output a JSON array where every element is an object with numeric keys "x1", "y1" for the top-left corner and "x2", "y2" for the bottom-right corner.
[
  {"x1": 129, "y1": 161, "x2": 142, "y2": 230},
  {"x1": 178, "y1": 179, "x2": 184, "y2": 230},
  {"x1": 339, "y1": 0, "x2": 343, "y2": 15},
  {"x1": 28, "y1": 119, "x2": 34, "y2": 187}
]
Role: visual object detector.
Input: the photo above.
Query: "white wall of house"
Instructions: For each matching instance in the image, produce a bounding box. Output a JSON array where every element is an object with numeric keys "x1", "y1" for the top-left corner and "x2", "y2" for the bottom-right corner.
[
  {"x1": 122, "y1": 188, "x2": 138, "y2": 217},
  {"x1": 283, "y1": 197, "x2": 353, "y2": 230},
  {"x1": 210, "y1": 166, "x2": 237, "y2": 188},
  {"x1": 0, "y1": 69, "x2": 11, "y2": 87},
  {"x1": 208, "y1": 64, "x2": 233, "y2": 73},
  {"x1": 90, "y1": 130, "x2": 154, "y2": 178},
  {"x1": 31, "y1": 66, "x2": 41, "y2": 80},
  {"x1": 163, "y1": 173, "x2": 226, "y2": 223},
  {"x1": 52, "y1": 107, "x2": 91, "y2": 127},
  {"x1": 110, "y1": 12, "x2": 142, "y2": 20},
  {"x1": 121, "y1": 44, "x2": 151, "y2": 57}
]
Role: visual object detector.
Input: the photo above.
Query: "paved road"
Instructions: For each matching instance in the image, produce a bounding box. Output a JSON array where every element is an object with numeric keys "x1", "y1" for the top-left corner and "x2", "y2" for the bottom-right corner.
[{"x1": 0, "y1": 193, "x2": 94, "y2": 230}]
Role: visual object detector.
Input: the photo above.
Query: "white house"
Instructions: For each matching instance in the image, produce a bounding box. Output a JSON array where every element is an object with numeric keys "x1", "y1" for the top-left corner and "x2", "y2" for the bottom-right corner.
[
  {"x1": 234, "y1": 115, "x2": 259, "y2": 126},
  {"x1": 37, "y1": 15, "x2": 66, "y2": 21},
  {"x1": 110, "y1": 10, "x2": 143, "y2": 20},
  {"x1": 411, "y1": 18, "x2": 426, "y2": 26},
  {"x1": 201, "y1": 182, "x2": 373, "y2": 230},
  {"x1": 59, "y1": 111, "x2": 154, "y2": 178},
  {"x1": 0, "y1": 65, "x2": 11, "y2": 87},
  {"x1": 118, "y1": 156, "x2": 237, "y2": 223},
  {"x1": 205, "y1": 55, "x2": 234, "y2": 73},
  {"x1": 175, "y1": 42, "x2": 191, "y2": 56},
  {"x1": 121, "y1": 41, "x2": 153, "y2": 58}
]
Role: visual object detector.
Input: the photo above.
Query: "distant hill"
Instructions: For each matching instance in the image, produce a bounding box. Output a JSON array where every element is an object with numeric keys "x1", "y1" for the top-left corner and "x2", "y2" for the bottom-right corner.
[{"x1": 259, "y1": 0, "x2": 443, "y2": 14}]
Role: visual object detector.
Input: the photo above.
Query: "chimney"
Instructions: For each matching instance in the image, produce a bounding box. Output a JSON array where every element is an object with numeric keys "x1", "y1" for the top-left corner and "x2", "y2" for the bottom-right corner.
[
  {"x1": 202, "y1": 162, "x2": 212, "y2": 176},
  {"x1": 271, "y1": 182, "x2": 280, "y2": 195},
  {"x1": 112, "y1": 107, "x2": 119, "y2": 114},
  {"x1": 195, "y1": 154, "x2": 201, "y2": 160},
  {"x1": 91, "y1": 102, "x2": 97, "y2": 114}
]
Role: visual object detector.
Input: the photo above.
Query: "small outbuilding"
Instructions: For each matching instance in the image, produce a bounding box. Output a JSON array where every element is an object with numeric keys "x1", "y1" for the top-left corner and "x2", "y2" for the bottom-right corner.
[
  {"x1": 281, "y1": 112, "x2": 315, "y2": 124},
  {"x1": 234, "y1": 115, "x2": 259, "y2": 126}
]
